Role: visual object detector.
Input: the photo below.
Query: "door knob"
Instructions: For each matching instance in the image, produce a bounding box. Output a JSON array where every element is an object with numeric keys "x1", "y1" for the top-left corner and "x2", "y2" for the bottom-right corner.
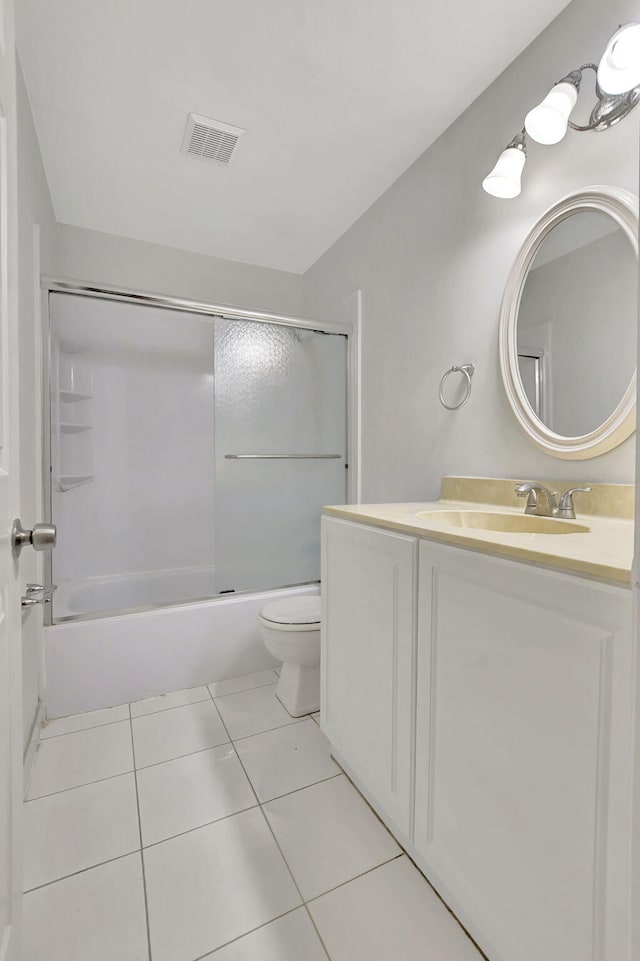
[{"x1": 11, "y1": 519, "x2": 57, "y2": 558}]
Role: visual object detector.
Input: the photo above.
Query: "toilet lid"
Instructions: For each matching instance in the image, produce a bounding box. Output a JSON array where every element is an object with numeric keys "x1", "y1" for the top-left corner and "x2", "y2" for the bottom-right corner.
[{"x1": 261, "y1": 596, "x2": 321, "y2": 625}]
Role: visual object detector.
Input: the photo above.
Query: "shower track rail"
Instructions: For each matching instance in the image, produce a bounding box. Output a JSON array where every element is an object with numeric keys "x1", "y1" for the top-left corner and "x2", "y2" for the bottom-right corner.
[{"x1": 225, "y1": 453, "x2": 342, "y2": 460}]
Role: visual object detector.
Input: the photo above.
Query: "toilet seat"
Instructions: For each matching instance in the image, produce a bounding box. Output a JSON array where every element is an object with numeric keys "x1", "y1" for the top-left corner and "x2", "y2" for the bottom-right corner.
[{"x1": 260, "y1": 596, "x2": 321, "y2": 627}]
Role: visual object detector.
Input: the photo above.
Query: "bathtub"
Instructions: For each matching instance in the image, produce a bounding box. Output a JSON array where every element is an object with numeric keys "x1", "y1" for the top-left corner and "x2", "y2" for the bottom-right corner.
[
  {"x1": 55, "y1": 567, "x2": 218, "y2": 619},
  {"x1": 45, "y1": 582, "x2": 320, "y2": 718}
]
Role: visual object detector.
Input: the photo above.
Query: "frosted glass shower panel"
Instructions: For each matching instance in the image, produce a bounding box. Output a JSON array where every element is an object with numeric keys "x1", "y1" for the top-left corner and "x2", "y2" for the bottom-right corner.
[
  {"x1": 50, "y1": 293, "x2": 216, "y2": 618},
  {"x1": 214, "y1": 319, "x2": 347, "y2": 592}
]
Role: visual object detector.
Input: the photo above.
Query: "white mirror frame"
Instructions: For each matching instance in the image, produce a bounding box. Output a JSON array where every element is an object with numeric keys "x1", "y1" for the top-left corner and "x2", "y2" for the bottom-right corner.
[{"x1": 499, "y1": 185, "x2": 638, "y2": 460}]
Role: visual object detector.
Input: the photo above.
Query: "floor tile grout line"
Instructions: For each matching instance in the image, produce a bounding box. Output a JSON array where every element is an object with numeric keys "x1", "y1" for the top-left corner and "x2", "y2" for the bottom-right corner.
[
  {"x1": 208, "y1": 697, "x2": 262, "y2": 810},
  {"x1": 207, "y1": 673, "x2": 280, "y2": 700},
  {"x1": 227, "y1": 717, "x2": 307, "y2": 743},
  {"x1": 134, "y1": 739, "x2": 232, "y2": 773},
  {"x1": 129, "y1": 708, "x2": 153, "y2": 961},
  {"x1": 140, "y1": 772, "x2": 345, "y2": 852},
  {"x1": 134, "y1": 713, "x2": 308, "y2": 772},
  {"x1": 255, "y1": 803, "x2": 333, "y2": 960},
  {"x1": 214, "y1": 674, "x2": 335, "y2": 960},
  {"x1": 206, "y1": 694, "x2": 323, "y2": 960},
  {"x1": 258, "y1": 771, "x2": 343, "y2": 807},
  {"x1": 142, "y1": 803, "x2": 260, "y2": 851},
  {"x1": 37, "y1": 675, "x2": 293, "y2": 742},
  {"x1": 207, "y1": 695, "x2": 339, "y2": 812},
  {"x1": 130, "y1": 697, "x2": 212, "y2": 720},
  {"x1": 59, "y1": 724, "x2": 313, "y2": 779},
  {"x1": 21, "y1": 814, "x2": 403, "y2": 910},
  {"x1": 216, "y1": 686, "x2": 399, "y2": 961},
  {"x1": 248, "y1": 742, "x2": 396, "y2": 959},
  {"x1": 256, "y1": 803, "x2": 306, "y2": 902},
  {"x1": 40, "y1": 675, "x2": 283, "y2": 740},
  {"x1": 188, "y1": 906, "x2": 302, "y2": 961},
  {"x1": 210, "y1": 677, "x2": 281, "y2": 703},
  {"x1": 25, "y1": 768, "x2": 136, "y2": 803},
  {"x1": 23, "y1": 848, "x2": 142, "y2": 895},
  {"x1": 304, "y1": 851, "x2": 405, "y2": 906},
  {"x1": 39, "y1": 713, "x2": 133, "y2": 740},
  {"x1": 301, "y1": 904, "x2": 333, "y2": 961}
]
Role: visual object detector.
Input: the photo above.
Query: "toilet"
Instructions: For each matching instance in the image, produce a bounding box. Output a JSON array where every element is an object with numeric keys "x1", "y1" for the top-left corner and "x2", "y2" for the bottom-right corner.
[{"x1": 258, "y1": 595, "x2": 321, "y2": 717}]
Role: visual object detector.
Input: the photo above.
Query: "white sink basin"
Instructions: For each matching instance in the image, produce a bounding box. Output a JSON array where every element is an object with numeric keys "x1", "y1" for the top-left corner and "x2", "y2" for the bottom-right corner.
[{"x1": 415, "y1": 510, "x2": 590, "y2": 535}]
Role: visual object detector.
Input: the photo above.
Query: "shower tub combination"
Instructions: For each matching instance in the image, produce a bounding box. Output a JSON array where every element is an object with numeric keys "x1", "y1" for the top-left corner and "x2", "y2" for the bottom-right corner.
[{"x1": 43, "y1": 286, "x2": 350, "y2": 718}]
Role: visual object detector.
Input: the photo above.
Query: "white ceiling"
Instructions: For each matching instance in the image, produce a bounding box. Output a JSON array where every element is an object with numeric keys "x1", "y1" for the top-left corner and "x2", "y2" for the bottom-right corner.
[{"x1": 18, "y1": 0, "x2": 571, "y2": 274}]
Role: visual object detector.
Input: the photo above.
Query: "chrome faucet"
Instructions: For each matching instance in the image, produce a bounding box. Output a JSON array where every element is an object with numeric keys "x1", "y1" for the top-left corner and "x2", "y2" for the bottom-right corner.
[
  {"x1": 515, "y1": 483, "x2": 558, "y2": 517},
  {"x1": 515, "y1": 483, "x2": 591, "y2": 520}
]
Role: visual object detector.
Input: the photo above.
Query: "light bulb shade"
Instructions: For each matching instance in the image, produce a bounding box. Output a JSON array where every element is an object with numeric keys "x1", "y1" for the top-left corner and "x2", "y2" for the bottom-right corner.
[
  {"x1": 482, "y1": 146, "x2": 526, "y2": 199},
  {"x1": 597, "y1": 23, "x2": 640, "y2": 94},
  {"x1": 524, "y1": 81, "x2": 578, "y2": 144}
]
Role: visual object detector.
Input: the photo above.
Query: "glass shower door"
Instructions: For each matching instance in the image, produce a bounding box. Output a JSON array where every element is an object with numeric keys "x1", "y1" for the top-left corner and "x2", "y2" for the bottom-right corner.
[
  {"x1": 49, "y1": 293, "x2": 216, "y2": 619},
  {"x1": 213, "y1": 318, "x2": 347, "y2": 594},
  {"x1": 49, "y1": 294, "x2": 348, "y2": 621}
]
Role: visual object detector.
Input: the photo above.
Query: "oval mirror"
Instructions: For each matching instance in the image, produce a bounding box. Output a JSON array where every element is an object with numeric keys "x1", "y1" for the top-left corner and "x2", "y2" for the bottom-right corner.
[{"x1": 499, "y1": 186, "x2": 638, "y2": 459}]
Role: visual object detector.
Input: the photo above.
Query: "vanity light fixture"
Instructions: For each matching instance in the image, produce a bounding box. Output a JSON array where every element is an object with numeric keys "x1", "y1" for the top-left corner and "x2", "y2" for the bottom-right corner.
[
  {"x1": 598, "y1": 22, "x2": 640, "y2": 94},
  {"x1": 483, "y1": 23, "x2": 640, "y2": 198},
  {"x1": 525, "y1": 72, "x2": 580, "y2": 144},
  {"x1": 482, "y1": 130, "x2": 527, "y2": 199}
]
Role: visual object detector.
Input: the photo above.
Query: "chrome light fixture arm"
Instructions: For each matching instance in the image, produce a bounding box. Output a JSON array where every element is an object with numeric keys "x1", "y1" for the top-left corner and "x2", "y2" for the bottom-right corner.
[{"x1": 566, "y1": 63, "x2": 640, "y2": 132}]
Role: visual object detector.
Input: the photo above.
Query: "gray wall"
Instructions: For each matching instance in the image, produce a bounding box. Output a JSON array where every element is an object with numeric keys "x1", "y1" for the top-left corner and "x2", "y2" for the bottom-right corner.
[
  {"x1": 55, "y1": 223, "x2": 305, "y2": 317},
  {"x1": 302, "y1": 0, "x2": 639, "y2": 502},
  {"x1": 17, "y1": 57, "x2": 57, "y2": 748}
]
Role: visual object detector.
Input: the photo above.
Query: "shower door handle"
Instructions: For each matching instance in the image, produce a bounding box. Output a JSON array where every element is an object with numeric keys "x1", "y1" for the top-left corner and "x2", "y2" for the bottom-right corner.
[
  {"x1": 225, "y1": 454, "x2": 342, "y2": 460},
  {"x1": 11, "y1": 519, "x2": 57, "y2": 558}
]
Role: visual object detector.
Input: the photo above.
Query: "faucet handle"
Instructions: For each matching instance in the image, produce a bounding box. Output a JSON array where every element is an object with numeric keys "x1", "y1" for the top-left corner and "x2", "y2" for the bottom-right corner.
[{"x1": 557, "y1": 487, "x2": 592, "y2": 519}]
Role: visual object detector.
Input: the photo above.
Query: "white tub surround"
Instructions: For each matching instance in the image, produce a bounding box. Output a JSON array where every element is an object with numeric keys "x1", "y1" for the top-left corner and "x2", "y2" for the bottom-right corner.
[
  {"x1": 44, "y1": 585, "x2": 319, "y2": 718},
  {"x1": 324, "y1": 475, "x2": 633, "y2": 585},
  {"x1": 321, "y1": 493, "x2": 633, "y2": 961}
]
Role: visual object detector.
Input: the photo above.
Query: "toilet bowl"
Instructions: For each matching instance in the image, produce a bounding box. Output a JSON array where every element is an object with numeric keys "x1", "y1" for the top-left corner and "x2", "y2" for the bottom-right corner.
[{"x1": 258, "y1": 595, "x2": 321, "y2": 717}]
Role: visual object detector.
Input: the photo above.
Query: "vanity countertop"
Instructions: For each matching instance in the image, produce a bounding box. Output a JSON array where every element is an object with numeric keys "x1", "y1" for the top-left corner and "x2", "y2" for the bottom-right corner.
[{"x1": 323, "y1": 476, "x2": 634, "y2": 585}]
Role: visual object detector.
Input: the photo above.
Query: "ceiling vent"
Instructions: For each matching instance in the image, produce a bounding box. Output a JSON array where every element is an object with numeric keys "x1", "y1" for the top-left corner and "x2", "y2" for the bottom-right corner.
[{"x1": 181, "y1": 113, "x2": 245, "y2": 166}]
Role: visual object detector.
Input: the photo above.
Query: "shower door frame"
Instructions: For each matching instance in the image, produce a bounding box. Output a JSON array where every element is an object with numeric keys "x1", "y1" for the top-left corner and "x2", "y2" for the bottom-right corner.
[{"x1": 40, "y1": 278, "x2": 359, "y2": 626}]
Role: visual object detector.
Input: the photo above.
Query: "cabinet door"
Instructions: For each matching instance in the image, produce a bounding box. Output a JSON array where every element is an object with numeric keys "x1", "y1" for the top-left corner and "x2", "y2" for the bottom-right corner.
[
  {"x1": 415, "y1": 540, "x2": 632, "y2": 961},
  {"x1": 321, "y1": 517, "x2": 417, "y2": 835}
]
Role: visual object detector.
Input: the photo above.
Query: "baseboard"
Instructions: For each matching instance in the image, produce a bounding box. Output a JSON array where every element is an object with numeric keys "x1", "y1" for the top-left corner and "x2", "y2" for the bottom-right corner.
[{"x1": 23, "y1": 699, "x2": 44, "y2": 798}]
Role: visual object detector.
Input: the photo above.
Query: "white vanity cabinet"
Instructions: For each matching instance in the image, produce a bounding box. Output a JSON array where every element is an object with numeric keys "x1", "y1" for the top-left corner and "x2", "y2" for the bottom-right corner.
[
  {"x1": 321, "y1": 515, "x2": 633, "y2": 961},
  {"x1": 320, "y1": 516, "x2": 417, "y2": 836}
]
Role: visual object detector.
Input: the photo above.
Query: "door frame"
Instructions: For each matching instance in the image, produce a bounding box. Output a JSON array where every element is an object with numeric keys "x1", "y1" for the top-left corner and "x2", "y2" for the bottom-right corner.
[
  {"x1": 632, "y1": 239, "x2": 640, "y2": 957},
  {"x1": 39, "y1": 277, "x2": 360, "y2": 625}
]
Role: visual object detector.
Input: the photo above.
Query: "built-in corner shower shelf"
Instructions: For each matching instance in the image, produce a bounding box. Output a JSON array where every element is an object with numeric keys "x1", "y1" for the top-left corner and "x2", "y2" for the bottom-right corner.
[
  {"x1": 58, "y1": 389, "x2": 93, "y2": 403},
  {"x1": 55, "y1": 474, "x2": 95, "y2": 492},
  {"x1": 60, "y1": 422, "x2": 92, "y2": 434}
]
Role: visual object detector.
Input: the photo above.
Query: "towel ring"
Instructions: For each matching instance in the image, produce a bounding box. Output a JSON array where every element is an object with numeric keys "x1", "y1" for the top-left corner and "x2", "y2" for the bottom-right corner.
[{"x1": 439, "y1": 364, "x2": 475, "y2": 410}]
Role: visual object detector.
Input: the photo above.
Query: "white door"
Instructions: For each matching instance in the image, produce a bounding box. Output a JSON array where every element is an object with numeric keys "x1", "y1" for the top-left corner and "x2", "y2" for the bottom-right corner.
[{"x1": 0, "y1": 0, "x2": 25, "y2": 957}]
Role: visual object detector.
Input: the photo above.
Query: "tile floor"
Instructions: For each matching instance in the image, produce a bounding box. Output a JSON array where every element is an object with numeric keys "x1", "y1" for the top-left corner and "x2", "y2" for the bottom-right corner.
[{"x1": 24, "y1": 669, "x2": 482, "y2": 961}]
